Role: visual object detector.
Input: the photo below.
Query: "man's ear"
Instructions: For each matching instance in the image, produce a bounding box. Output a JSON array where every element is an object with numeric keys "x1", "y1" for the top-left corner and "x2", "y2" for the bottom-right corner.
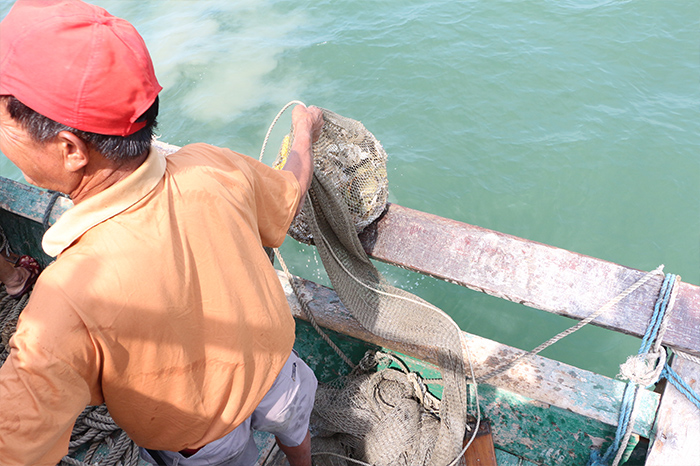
[{"x1": 57, "y1": 130, "x2": 90, "y2": 173}]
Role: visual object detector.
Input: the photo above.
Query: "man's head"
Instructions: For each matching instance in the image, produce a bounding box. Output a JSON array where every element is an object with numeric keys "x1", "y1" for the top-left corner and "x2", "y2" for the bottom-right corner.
[
  {"x1": 2, "y1": 95, "x2": 159, "y2": 162},
  {"x1": 0, "y1": 0, "x2": 161, "y2": 162}
]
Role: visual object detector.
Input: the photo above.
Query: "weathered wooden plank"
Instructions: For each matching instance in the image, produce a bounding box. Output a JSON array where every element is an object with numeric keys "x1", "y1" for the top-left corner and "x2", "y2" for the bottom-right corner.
[
  {"x1": 463, "y1": 332, "x2": 659, "y2": 439},
  {"x1": 359, "y1": 203, "x2": 700, "y2": 356},
  {"x1": 0, "y1": 177, "x2": 71, "y2": 226},
  {"x1": 278, "y1": 272, "x2": 659, "y2": 438},
  {"x1": 464, "y1": 419, "x2": 498, "y2": 466},
  {"x1": 254, "y1": 431, "x2": 279, "y2": 466},
  {"x1": 473, "y1": 383, "x2": 617, "y2": 465},
  {"x1": 646, "y1": 355, "x2": 700, "y2": 465},
  {"x1": 494, "y1": 449, "x2": 538, "y2": 466},
  {"x1": 0, "y1": 209, "x2": 53, "y2": 266},
  {"x1": 0, "y1": 177, "x2": 71, "y2": 266}
]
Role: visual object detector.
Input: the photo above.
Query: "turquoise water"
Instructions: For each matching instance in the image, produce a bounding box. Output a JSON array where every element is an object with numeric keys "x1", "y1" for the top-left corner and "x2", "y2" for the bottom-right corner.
[{"x1": 1, "y1": 0, "x2": 698, "y2": 377}]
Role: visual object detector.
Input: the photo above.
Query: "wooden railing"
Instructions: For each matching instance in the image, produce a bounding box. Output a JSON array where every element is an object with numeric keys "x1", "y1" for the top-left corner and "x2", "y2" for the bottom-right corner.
[{"x1": 358, "y1": 203, "x2": 700, "y2": 357}]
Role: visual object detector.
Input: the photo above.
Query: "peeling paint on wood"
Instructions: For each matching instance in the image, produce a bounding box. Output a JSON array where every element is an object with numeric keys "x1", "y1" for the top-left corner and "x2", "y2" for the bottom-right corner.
[
  {"x1": 0, "y1": 177, "x2": 72, "y2": 225},
  {"x1": 359, "y1": 203, "x2": 700, "y2": 356},
  {"x1": 0, "y1": 178, "x2": 72, "y2": 266},
  {"x1": 4, "y1": 168, "x2": 697, "y2": 357},
  {"x1": 646, "y1": 356, "x2": 700, "y2": 465},
  {"x1": 472, "y1": 383, "x2": 619, "y2": 465}
]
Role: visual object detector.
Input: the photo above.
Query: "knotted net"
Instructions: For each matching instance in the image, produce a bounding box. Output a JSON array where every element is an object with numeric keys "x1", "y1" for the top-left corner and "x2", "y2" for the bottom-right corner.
[
  {"x1": 274, "y1": 108, "x2": 468, "y2": 466},
  {"x1": 274, "y1": 108, "x2": 388, "y2": 245}
]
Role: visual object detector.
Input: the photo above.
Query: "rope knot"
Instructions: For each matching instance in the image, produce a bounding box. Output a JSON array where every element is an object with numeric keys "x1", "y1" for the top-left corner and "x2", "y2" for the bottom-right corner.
[{"x1": 619, "y1": 347, "x2": 666, "y2": 387}]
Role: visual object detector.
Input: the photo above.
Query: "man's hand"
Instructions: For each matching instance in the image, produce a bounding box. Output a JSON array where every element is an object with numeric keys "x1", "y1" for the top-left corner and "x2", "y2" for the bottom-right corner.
[
  {"x1": 283, "y1": 105, "x2": 323, "y2": 215},
  {"x1": 292, "y1": 104, "x2": 323, "y2": 145}
]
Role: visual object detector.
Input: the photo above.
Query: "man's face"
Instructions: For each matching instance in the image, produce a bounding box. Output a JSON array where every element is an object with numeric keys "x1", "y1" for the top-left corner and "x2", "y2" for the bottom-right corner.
[{"x1": 0, "y1": 99, "x2": 67, "y2": 190}]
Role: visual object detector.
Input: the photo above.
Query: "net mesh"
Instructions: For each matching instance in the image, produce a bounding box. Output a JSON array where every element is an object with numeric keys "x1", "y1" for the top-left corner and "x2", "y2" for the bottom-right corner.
[
  {"x1": 310, "y1": 351, "x2": 450, "y2": 466},
  {"x1": 275, "y1": 108, "x2": 388, "y2": 244},
  {"x1": 276, "y1": 109, "x2": 468, "y2": 466}
]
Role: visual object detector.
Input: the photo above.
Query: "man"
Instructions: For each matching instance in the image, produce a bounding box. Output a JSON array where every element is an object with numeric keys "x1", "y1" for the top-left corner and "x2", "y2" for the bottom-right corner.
[{"x1": 0, "y1": 1, "x2": 323, "y2": 465}]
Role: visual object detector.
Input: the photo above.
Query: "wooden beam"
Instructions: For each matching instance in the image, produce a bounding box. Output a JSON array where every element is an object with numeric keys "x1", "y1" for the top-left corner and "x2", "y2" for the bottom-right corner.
[
  {"x1": 0, "y1": 177, "x2": 71, "y2": 225},
  {"x1": 359, "y1": 203, "x2": 700, "y2": 356},
  {"x1": 646, "y1": 355, "x2": 700, "y2": 465},
  {"x1": 463, "y1": 420, "x2": 497, "y2": 466},
  {"x1": 278, "y1": 271, "x2": 660, "y2": 438}
]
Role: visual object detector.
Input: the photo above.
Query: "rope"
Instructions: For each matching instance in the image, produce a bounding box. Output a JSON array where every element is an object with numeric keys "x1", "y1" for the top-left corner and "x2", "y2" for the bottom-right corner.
[
  {"x1": 660, "y1": 364, "x2": 700, "y2": 411},
  {"x1": 0, "y1": 288, "x2": 140, "y2": 465},
  {"x1": 258, "y1": 102, "x2": 359, "y2": 371},
  {"x1": 259, "y1": 100, "x2": 306, "y2": 163},
  {"x1": 315, "y1": 226, "x2": 462, "y2": 335},
  {"x1": 478, "y1": 265, "x2": 665, "y2": 383},
  {"x1": 675, "y1": 350, "x2": 700, "y2": 365},
  {"x1": 43, "y1": 190, "x2": 67, "y2": 231},
  {"x1": 0, "y1": 292, "x2": 29, "y2": 365},
  {"x1": 275, "y1": 244, "x2": 356, "y2": 369},
  {"x1": 590, "y1": 273, "x2": 682, "y2": 466}
]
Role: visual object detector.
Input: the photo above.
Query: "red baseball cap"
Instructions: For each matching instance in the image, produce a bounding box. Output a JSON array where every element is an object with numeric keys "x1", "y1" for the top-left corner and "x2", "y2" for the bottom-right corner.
[{"x1": 0, "y1": 0, "x2": 162, "y2": 136}]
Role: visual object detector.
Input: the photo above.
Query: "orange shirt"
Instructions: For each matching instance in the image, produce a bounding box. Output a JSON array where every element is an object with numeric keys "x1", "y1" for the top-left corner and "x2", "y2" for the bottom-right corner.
[{"x1": 0, "y1": 144, "x2": 301, "y2": 465}]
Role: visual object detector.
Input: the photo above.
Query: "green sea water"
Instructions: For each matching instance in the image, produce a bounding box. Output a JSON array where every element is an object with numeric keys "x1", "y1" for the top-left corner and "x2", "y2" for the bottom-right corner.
[{"x1": 1, "y1": 0, "x2": 698, "y2": 378}]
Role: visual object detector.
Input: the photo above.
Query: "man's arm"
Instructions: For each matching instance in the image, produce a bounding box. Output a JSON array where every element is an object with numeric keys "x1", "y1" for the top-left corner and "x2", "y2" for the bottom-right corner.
[
  {"x1": 281, "y1": 105, "x2": 323, "y2": 216},
  {"x1": 0, "y1": 282, "x2": 96, "y2": 465}
]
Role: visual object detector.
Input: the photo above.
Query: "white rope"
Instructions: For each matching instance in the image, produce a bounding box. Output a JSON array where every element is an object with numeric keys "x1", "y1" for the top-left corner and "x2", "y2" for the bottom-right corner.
[
  {"x1": 311, "y1": 451, "x2": 374, "y2": 466},
  {"x1": 274, "y1": 247, "x2": 356, "y2": 369},
  {"x1": 618, "y1": 274, "x2": 680, "y2": 389},
  {"x1": 312, "y1": 208, "x2": 463, "y2": 336},
  {"x1": 676, "y1": 350, "x2": 700, "y2": 365},
  {"x1": 619, "y1": 348, "x2": 667, "y2": 387},
  {"x1": 258, "y1": 100, "x2": 305, "y2": 163},
  {"x1": 477, "y1": 265, "x2": 665, "y2": 383},
  {"x1": 256, "y1": 100, "x2": 357, "y2": 369}
]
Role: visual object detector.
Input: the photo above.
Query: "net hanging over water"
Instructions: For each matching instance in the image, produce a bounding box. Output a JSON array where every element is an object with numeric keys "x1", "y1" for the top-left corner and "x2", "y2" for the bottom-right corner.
[
  {"x1": 275, "y1": 109, "x2": 389, "y2": 245},
  {"x1": 275, "y1": 108, "x2": 468, "y2": 466}
]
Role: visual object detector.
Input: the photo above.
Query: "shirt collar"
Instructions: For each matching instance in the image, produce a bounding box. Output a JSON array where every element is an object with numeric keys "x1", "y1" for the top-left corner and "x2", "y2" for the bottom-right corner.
[{"x1": 42, "y1": 146, "x2": 167, "y2": 257}]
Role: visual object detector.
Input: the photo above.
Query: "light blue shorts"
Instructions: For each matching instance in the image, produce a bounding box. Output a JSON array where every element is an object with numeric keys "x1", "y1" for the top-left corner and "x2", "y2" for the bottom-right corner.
[{"x1": 140, "y1": 351, "x2": 317, "y2": 466}]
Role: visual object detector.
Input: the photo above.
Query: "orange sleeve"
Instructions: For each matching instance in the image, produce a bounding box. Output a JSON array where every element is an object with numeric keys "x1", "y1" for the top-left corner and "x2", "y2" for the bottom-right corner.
[
  {"x1": 235, "y1": 151, "x2": 302, "y2": 248},
  {"x1": 256, "y1": 168, "x2": 301, "y2": 248},
  {"x1": 0, "y1": 274, "x2": 99, "y2": 465}
]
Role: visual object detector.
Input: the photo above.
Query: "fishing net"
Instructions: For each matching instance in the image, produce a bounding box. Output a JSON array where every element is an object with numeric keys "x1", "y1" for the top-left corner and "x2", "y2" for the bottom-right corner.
[
  {"x1": 274, "y1": 108, "x2": 389, "y2": 244},
  {"x1": 275, "y1": 108, "x2": 468, "y2": 465},
  {"x1": 310, "y1": 351, "x2": 455, "y2": 466}
]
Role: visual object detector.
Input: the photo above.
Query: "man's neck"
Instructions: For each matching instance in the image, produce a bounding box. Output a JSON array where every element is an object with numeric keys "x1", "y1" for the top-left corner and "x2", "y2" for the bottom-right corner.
[{"x1": 70, "y1": 150, "x2": 149, "y2": 204}]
